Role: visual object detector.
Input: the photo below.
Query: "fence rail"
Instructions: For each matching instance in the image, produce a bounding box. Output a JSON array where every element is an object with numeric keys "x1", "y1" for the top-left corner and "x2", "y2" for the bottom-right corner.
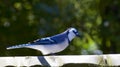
[{"x1": 1, "y1": 54, "x2": 120, "y2": 67}]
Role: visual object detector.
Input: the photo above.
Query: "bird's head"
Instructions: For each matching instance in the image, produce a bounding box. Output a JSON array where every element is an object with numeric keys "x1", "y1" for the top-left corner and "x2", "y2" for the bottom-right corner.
[{"x1": 67, "y1": 27, "x2": 82, "y2": 41}]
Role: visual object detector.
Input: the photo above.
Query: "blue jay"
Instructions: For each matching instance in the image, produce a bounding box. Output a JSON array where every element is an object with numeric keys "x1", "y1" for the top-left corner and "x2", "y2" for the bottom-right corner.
[{"x1": 7, "y1": 28, "x2": 82, "y2": 55}]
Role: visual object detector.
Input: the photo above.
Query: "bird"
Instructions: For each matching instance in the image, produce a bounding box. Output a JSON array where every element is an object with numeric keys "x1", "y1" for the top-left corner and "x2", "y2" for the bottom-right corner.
[{"x1": 7, "y1": 27, "x2": 82, "y2": 55}]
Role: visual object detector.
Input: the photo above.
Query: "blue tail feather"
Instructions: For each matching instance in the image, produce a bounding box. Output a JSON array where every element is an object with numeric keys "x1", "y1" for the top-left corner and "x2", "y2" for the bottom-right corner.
[{"x1": 6, "y1": 44, "x2": 30, "y2": 50}]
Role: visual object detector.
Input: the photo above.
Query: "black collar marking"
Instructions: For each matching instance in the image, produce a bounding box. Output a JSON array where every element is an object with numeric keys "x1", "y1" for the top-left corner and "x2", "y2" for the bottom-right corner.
[{"x1": 66, "y1": 31, "x2": 70, "y2": 44}]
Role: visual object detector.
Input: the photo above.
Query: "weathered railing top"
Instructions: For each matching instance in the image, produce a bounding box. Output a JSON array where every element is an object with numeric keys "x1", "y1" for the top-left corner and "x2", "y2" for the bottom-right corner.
[{"x1": 0, "y1": 54, "x2": 120, "y2": 67}]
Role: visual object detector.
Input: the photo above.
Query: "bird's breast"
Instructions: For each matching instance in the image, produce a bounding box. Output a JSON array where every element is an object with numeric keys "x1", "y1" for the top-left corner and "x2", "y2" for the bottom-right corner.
[{"x1": 56, "y1": 39, "x2": 69, "y2": 51}]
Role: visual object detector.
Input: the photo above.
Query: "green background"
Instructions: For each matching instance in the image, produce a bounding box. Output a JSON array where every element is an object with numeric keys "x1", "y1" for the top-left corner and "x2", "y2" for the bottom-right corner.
[{"x1": 0, "y1": 0, "x2": 120, "y2": 56}]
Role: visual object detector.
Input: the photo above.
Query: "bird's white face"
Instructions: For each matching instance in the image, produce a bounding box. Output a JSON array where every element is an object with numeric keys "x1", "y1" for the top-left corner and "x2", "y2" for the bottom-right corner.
[
  {"x1": 68, "y1": 28, "x2": 80, "y2": 41},
  {"x1": 69, "y1": 28, "x2": 80, "y2": 36}
]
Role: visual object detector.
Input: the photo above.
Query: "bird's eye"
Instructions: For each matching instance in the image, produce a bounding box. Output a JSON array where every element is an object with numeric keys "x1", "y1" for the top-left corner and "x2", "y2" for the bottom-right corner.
[{"x1": 73, "y1": 30, "x2": 77, "y2": 34}]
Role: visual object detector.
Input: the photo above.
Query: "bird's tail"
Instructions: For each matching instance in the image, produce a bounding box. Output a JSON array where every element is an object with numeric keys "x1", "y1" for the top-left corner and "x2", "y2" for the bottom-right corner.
[{"x1": 6, "y1": 44, "x2": 30, "y2": 50}]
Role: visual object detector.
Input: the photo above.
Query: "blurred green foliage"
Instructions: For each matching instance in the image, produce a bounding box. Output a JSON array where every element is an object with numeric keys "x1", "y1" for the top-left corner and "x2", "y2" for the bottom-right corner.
[{"x1": 0, "y1": 0, "x2": 120, "y2": 56}]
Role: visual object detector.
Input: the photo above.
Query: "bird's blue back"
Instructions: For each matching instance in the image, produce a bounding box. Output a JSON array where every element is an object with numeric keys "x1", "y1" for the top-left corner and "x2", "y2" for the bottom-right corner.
[{"x1": 29, "y1": 31, "x2": 68, "y2": 45}]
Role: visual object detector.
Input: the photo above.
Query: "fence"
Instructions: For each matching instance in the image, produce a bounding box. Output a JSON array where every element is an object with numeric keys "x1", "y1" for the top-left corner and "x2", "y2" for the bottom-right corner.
[{"x1": 1, "y1": 54, "x2": 120, "y2": 67}]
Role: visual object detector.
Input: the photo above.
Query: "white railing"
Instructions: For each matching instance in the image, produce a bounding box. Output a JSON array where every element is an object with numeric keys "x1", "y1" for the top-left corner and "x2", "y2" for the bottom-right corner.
[{"x1": 0, "y1": 54, "x2": 120, "y2": 67}]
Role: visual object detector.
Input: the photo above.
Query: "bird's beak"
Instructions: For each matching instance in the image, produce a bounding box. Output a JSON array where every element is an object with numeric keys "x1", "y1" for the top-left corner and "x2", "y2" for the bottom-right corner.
[{"x1": 76, "y1": 32, "x2": 83, "y2": 38}]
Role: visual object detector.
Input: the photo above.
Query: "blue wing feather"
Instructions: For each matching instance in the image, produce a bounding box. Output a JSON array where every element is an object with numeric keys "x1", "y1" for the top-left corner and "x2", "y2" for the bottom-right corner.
[
  {"x1": 29, "y1": 32, "x2": 68, "y2": 45},
  {"x1": 29, "y1": 38, "x2": 55, "y2": 45}
]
